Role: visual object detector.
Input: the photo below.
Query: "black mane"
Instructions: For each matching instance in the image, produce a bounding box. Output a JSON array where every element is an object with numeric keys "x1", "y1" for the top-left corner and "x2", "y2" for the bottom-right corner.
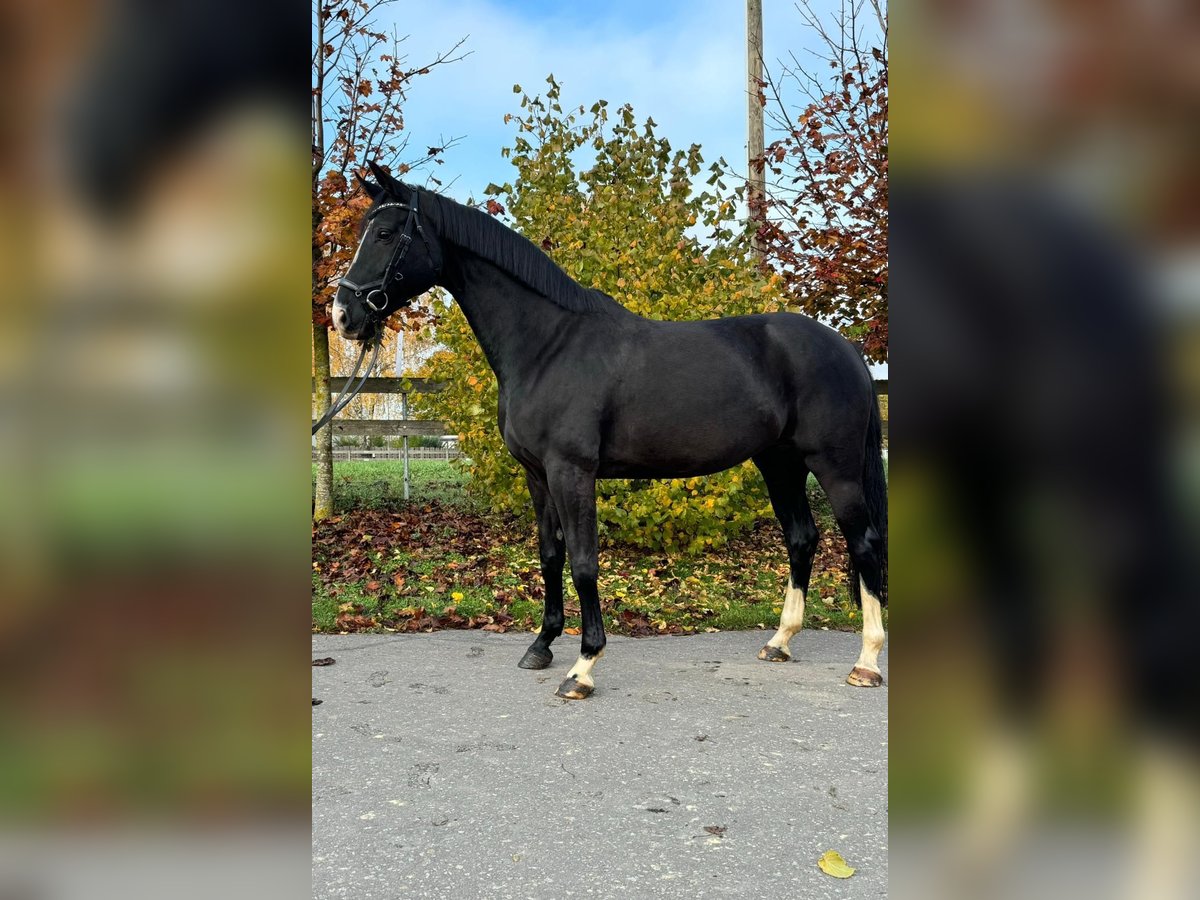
[{"x1": 422, "y1": 190, "x2": 620, "y2": 315}]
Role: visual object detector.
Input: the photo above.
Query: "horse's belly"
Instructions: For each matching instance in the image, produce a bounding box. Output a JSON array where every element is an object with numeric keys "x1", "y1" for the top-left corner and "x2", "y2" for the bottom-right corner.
[
  {"x1": 597, "y1": 456, "x2": 748, "y2": 479},
  {"x1": 599, "y1": 409, "x2": 778, "y2": 478}
]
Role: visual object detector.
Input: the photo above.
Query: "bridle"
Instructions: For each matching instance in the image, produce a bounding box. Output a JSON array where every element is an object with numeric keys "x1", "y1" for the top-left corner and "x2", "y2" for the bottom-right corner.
[
  {"x1": 313, "y1": 191, "x2": 441, "y2": 437},
  {"x1": 336, "y1": 190, "x2": 442, "y2": 320}
]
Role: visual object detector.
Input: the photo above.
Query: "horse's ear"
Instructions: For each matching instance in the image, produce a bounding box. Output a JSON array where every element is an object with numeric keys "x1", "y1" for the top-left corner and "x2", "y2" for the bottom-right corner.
[
  {"x1": 355, "y1": 171, "x2": 384, "y2": 201},
  {"x1": 366, "y1": 159, "x2": 390, "y2": 186},
  {"x1": 366, "y1": 160, "x2": 411, "y2": 202}
]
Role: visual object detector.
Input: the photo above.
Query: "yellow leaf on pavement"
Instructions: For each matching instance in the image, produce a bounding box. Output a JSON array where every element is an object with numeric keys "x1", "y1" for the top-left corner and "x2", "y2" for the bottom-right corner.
[{"x1": 817, "y1": 850, "x2": 855, "y2": 878}]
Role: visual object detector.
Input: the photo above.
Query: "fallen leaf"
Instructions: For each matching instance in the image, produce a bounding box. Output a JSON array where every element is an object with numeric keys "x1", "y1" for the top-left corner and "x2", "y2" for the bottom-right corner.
[
  {"x1": 703, "y1": 825, "x2": 726, "y2": 837},
  {"x1": 564, "y1": 626, "x2": 581, "y2": 635},
  {"x1": 817, "y1": 850, "x2": 855, "y2": 878},
  {"x1": 312, "y1": 657, "x2": 336, "y2": 667}
]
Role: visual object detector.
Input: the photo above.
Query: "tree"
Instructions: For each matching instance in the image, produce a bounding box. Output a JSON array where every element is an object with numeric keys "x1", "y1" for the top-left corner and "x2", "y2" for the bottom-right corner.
[
  {"x1": 311, "y1": 0, "x2": 465, "y2": 520},
  {"x1": 756, "y1": 0, "x2": 888, "y2": 361},
  {"x1": 421, "y1": 78, "x2": 785, "y2": 552}
]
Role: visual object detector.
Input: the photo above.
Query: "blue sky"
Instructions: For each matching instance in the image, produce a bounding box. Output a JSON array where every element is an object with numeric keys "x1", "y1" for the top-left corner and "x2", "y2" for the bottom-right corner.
[{"x1": 381, "y1": 0, "x2": 850, "y2": 202}]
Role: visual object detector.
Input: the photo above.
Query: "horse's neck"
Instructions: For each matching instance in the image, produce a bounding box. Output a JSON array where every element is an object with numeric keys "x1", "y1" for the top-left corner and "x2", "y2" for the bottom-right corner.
[{"x1": 443, "y1": 250, "x2": 572, "y2": 386}]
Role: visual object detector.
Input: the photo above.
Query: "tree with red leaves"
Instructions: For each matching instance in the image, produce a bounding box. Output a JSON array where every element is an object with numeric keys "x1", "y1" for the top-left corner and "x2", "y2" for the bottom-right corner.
[{"x1": 757, "y1": 0, "x2": 887, "y2": 362}]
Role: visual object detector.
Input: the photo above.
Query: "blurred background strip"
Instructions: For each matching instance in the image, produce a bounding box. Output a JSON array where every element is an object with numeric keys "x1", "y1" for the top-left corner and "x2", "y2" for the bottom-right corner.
[
  {"x1": 891, "y1": 1, "x2": 1200, "y2": 898},
  {"x1": 0, "y1": 0, "x2": 310, "y2": 897}
]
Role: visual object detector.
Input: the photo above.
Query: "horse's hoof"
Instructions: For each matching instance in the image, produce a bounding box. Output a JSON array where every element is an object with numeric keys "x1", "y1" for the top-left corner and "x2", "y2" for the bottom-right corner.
[
  {"x1": 555, "y1": 676, "x2": 593, "y2": 700},
  {"x1": 518, "y1": 647, "x2": 553, "y2": 670},
  {"x1": 846, "y1": 666, "x2": 884, "y2": 687},
  {"x1": 757, "y1": 645, "x2": 791, "y2": 662}
]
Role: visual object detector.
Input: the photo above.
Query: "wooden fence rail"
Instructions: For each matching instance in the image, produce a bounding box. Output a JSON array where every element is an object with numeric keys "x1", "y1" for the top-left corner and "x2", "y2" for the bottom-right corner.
[
  {"x1": 317, "y1": 420, "x2": 448, "y2": 437},
  {"x1": 312, "y1": 377, "x2": 446, "y2": 394},
  {"x1": 311, "y1": 378, "x2": 450, "y2": 439}
]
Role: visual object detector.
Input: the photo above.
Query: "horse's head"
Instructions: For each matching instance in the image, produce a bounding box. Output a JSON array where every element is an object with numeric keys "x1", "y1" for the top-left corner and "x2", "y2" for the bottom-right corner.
[{"x1": 333, "y1": 161, "x2": 443, "y2": 341}]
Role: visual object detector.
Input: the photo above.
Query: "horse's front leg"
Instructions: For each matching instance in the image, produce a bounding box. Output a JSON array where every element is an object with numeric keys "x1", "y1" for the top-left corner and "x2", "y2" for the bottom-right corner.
[
  {"x1": 545, "y1": 462, "x2": 605, "y2": 700},
  {"x1": 518, "y1": 471, "x2": 565, "y2": 670}
]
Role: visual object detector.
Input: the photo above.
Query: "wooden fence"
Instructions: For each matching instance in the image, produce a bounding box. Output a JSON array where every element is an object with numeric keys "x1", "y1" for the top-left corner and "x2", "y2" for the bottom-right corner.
[
  {"x1": 328, "y1": 447, "x2": 458, "y2": 462},
  {"x1": 312, "y1": 376, "x2": 450, "y2": 500},
  {"x1": 311, "y1": 377, "x2": 448, "y2": 436}
]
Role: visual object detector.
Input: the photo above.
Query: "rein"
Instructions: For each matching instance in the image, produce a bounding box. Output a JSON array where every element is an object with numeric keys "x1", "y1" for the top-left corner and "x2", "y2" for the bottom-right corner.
[{"x1": 311, "y1": 336, "x2": 381, "y2": 436}]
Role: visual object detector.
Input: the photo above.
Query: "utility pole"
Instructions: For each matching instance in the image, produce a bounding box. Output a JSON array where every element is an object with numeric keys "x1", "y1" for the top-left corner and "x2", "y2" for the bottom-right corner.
[{"x1": 746, "y1": 0, "x2": 765, "y2": 260}]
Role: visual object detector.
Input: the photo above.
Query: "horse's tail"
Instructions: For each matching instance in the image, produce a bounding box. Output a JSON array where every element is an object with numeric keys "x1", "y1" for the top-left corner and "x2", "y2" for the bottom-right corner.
[{"x1": 862, "y1": 388, "x2": 888, "y2": 606}]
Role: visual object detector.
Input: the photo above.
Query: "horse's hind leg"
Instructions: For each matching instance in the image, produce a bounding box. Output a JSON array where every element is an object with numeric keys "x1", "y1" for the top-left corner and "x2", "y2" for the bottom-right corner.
[
  {"x1": 518, "y1": 470, "x2": 565, "y2": 670},
  {"x1": 810, "y1": 461, "x2": 887, "y2": 687},
  {"x1": 754, "y1": 450, "x2": 818, "y2": 662}
]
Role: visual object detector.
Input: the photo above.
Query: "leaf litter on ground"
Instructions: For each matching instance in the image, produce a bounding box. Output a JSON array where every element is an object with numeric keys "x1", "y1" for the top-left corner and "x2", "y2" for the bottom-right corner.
[{"x1": 313, "y1": 500, "x2": 868, "y2": 636}]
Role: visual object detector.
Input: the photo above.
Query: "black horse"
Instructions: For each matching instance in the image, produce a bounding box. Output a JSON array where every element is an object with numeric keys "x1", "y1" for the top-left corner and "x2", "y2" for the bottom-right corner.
[{"x1": 332, "y1": 162, "x2": 888, "y2": 700}]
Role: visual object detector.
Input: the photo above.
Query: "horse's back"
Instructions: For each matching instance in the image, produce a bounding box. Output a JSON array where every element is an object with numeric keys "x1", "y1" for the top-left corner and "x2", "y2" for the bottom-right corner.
[{"x1": 633, "y1": 311, "x2": 871, "y2": 411}]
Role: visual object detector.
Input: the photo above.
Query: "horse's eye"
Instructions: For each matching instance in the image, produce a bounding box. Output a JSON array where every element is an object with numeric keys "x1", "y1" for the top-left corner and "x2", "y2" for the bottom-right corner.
[{"x1": 377, "y1": 229, "x2": 393, "y2": 240}]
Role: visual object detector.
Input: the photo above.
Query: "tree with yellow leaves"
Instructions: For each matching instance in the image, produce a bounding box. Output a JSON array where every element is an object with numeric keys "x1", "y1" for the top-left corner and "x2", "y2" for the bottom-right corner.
[{"x1": 422, "y1": 78, "x2": 790, "y2": 551}]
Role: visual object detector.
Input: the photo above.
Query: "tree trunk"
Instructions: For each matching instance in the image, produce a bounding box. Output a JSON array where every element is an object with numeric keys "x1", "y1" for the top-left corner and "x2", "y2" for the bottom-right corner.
[{"x1": 312, "y1": 321, "x2": 334, "y2": 521}]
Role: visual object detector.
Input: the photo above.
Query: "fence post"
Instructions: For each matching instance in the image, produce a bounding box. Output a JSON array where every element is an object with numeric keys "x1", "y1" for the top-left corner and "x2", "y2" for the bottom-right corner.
[{"x1": 401, "y1": 392, "x2": 410, "y2": 501}]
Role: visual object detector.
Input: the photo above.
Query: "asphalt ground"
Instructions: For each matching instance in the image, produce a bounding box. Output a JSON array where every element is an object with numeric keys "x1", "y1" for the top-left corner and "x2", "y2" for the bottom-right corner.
[{"x1": 313, "y1": 628, "x2": 887, "y2": 899}]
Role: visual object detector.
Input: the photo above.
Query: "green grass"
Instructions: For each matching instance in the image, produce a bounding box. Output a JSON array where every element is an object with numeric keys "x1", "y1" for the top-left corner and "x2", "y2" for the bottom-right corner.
[{"x1": 313, "y1": 459, "x2": 468, "y2": 510}]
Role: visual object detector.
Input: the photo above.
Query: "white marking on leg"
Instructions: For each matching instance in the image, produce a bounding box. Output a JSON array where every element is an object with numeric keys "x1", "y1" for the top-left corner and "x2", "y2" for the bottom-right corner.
[
  {"x1": 1128, "y1": 743, "x2": 1196, "y2": 900},
  {"x1": 952, "y1": 729, "x2": 1030, "y2": 883},
  {"x1": 854, "y1": 578, "x2": 886, "y2": 674},
  {"x1": 566, "y1": 650, "x2": 603, "y2": 688},
  {"x1": 765, "y1": 581, "x2": 806, "y2": 655}
]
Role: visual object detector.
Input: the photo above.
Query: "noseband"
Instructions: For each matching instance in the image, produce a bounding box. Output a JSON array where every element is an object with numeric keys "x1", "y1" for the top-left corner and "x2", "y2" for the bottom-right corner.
[{"x1": 337, "y1": 191, "x2": 441, "y2": 318}]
